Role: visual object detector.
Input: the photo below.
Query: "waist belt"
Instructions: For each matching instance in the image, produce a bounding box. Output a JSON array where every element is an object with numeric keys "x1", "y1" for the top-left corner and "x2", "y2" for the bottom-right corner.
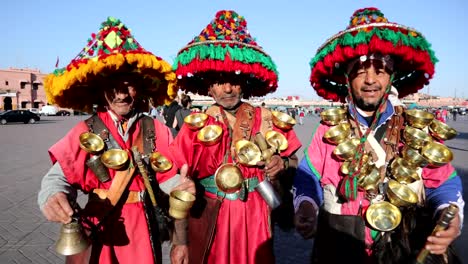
[
  {"x1": 92, "y1": 189, "x2": 143, "y2": 204},
  {"x1": 199, "y1": 175, "x2": 259, "y2": 201}
]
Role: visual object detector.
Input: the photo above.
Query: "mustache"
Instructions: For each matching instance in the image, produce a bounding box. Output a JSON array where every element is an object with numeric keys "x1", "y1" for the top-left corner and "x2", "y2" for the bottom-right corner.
[
  {"x1": 360, "y1": 85, "x2": 382, "y2": 91},
  {"x1": 112, "y1": 96, "x2": 134, "y2": 104}
]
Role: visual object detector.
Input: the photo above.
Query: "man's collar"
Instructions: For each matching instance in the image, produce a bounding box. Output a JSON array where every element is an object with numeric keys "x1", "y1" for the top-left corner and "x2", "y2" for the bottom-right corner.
[{"x1": 349, "y1": 100, "x2": 394, "y2": 127}]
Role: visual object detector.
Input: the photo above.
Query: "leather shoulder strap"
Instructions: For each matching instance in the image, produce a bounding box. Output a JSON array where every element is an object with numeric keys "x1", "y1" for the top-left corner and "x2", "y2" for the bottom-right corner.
[{"x1": 85, "y1": 115, "x2": 120, "y2": 150}]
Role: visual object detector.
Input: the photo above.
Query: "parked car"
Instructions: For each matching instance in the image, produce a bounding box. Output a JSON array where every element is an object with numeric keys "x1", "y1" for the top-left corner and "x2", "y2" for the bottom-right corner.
[
  {"x1": 39, "y1": 105, "x2": 58, "y2": 116},
  {"x1": 27, "y1": 108, "x2": 40, "y2": 115},
  {"x1": 56, "y1": 110, "x2": 71, "y2": 116},
  {"x1": 0, "y1": 110, "x2": 40, "y2": 124}
]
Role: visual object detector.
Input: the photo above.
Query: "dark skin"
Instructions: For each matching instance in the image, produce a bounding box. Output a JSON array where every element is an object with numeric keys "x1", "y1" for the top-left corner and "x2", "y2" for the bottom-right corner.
[{"x1": 295, "y1": 62, "x2": 460, "y2": 255}]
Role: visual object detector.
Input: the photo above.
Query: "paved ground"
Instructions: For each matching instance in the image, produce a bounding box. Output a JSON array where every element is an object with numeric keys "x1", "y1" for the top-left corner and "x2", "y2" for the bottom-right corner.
[{"x1": 0, "y1": 114, "x2": 466, "y2": 263}]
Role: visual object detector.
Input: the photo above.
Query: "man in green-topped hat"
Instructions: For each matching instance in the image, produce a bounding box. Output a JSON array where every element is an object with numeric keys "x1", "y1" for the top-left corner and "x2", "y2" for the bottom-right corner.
[
  {"x1": 293, "y1": 7, "x2": 464, "y2": 263},
  {"x1": 169, "y1": 10, "x2": 302, "y2": 264},
  {"x1": 38, "y1": 17, "x2": 194, "y2": 264}
]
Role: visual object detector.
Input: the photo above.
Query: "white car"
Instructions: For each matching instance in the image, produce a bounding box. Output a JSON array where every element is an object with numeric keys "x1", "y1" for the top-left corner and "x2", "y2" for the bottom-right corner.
[{"x1": 39, "y1": 105, "x2": 58, "y2": 116}]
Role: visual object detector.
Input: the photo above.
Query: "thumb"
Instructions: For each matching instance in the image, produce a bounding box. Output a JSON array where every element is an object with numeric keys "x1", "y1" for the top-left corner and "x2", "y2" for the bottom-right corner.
[{"x1": 179, "y1": 164, "x2": 189, "y2": 181}]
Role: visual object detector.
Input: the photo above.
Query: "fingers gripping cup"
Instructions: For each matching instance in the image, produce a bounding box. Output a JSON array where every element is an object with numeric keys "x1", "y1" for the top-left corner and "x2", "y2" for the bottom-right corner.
[{"x1": 169, "y1": 190, "x2": 196, "y2": 219}]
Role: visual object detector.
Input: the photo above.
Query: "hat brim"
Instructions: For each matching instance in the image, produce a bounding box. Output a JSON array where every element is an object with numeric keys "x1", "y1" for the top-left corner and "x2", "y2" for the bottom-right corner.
[{"x1": 45, "y1": 52, "x2": 177, "y2": 111}]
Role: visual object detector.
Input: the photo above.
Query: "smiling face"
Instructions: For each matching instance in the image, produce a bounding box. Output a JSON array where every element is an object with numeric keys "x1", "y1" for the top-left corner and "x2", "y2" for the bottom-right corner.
[
  {"x1": 349, "y1": 59, "x2": 392, "y2": 115},
  {"x1": 103, "y1": 78, "x2": 139, "y2": 117}
]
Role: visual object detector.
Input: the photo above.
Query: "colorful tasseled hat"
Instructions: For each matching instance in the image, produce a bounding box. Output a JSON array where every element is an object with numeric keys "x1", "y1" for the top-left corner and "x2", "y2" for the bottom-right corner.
[
  {"x1": 173, "y1": 10, "x2": 278, "y2": 97},
  {"x1": 44, "y1": 17, "x2": 177, "y2": 112},
  {"x1": 309, "y1": 7, "x2": 437, "y2": 102}
]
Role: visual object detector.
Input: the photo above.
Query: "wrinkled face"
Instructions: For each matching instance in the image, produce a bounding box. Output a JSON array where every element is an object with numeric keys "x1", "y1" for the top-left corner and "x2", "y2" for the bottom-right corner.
[
  {"x1": 208, "y1": 82, "x2": 243, "y2": 110},
  {"x1": 104, "y1": 80, "x2": 138, "y2": 117},
  {"x1": 349, "y1": 61, "x2": 391, "y2": 113}
]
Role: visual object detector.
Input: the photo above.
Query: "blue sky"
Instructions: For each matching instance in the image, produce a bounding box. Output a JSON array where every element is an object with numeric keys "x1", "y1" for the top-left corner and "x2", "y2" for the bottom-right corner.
[{"x1": 3, "y1": 0, "x2": 467, "y2": 99}]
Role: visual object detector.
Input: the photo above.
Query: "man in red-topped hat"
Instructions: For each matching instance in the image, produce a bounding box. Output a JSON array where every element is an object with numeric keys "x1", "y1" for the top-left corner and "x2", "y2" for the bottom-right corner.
[
  {"x1": 38, "y1": 17, "x2": 194, "y2": 264},
  {"x1": 293, "y1": 7, "x2": 464, "y2": 264},
  {"x1": 169, "y1": 10, "x2": 302, "y2": 264}
]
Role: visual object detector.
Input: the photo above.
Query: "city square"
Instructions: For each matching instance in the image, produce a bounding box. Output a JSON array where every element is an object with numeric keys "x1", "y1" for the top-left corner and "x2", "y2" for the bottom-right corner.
[{"x1": 0, "y1": 114, "x2": 466, "y2": 263}]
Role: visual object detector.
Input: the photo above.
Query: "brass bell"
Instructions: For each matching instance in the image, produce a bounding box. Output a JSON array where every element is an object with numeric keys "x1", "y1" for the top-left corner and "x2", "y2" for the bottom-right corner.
[{"x1": 55, "y1": 219, "x2": 91, "y2": 256}]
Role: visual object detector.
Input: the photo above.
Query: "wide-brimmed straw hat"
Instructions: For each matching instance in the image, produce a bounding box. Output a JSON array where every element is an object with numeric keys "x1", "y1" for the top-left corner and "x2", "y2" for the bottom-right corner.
[
  {"x1": 45, "y1": 17, "x2": 177, "y2": 112},
  {"x1": 309, "y1": 7, "x2": 437, "y2": 102},
  {"x1": 173, "y1": 10, "x2": 278, "y2": 98}
]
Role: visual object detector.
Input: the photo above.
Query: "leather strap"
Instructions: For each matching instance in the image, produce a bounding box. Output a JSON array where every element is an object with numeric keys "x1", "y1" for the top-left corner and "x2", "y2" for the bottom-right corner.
[{"x1": 92, "y1": 189, "x2": 142, "y2": 204}]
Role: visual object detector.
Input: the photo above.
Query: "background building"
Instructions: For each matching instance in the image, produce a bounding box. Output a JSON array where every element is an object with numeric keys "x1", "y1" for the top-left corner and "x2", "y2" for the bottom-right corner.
[{"x1": 0, "y1": 68, "x2": 47, "y2": 110}]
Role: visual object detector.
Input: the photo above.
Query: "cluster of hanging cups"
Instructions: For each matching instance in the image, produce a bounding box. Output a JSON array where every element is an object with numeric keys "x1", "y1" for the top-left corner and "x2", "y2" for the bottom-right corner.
[
  {"x1": 321, "y1": 107, "x2": 457, "y2": 232},
  {"x1": 183, "y1": 111, "x2": 295, "y2": 209}
]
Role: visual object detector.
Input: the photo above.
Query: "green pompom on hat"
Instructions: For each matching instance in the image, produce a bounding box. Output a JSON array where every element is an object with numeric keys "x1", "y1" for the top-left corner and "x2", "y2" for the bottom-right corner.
[
  {"x1": 173, "y1": 10, "x2": 278, "y2": 97},
  {"x1": 309, "y1": 7, "x2": 437, "y2": 102}
]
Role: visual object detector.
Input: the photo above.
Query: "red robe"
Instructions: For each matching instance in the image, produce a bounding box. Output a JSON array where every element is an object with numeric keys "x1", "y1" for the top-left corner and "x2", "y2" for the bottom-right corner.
[
  {"x1": 170, "y1": 104, "x2": 301, "y2": 264},
  {"x1": 48, "y1": 111, "x2": 176, "y2": 264}
]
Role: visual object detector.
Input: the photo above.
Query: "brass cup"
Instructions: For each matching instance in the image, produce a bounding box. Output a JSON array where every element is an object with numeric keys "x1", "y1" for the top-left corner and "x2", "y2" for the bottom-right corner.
[
  {"x1": 390, "y1": 157, "x2": 420, "y2": 184},
  {"x1": 340, "y1": 161, "x2": 357, "y2": 175},
  {"x1": 184, "y1": 113, "x2": 208, "y2": 130},
  {"x1": 169, "y1": 190, "x2": 196, "y2": 220},
  {"x1": 197, "y1": 125, "x2": 223, "y2": 146},
  {"x1": 324, "y1": 123, "x2": 351, "y2": 145},
  {"x1": 366, "y1": 201, "x2": 402, "y2": 232},
  {"x1": 401, "y1": 146, "x2": 428, "y2": 168},
  {"x1": 235, "y1": 139, "x2": 262, "y2": 166},
  {"x1": 429, "y1": 119, "x2": 458, "y2": 141},
  {"x1": 421, "y1": 141, "x2": 454, "y2": 167},
  {"x1": 357, "y1": 167, "x2": 380, "y2": 191},
  {"x1": 214, "y1": 163, "x2": 244, "y2": 194},
  {"x1": 333, "y1": 138, "x2": 360, "y2": 161},
  {"x1": 386, "y1": 180, "x2": 419, "y2": 207},
  {"x1": 149, "y1": 152, "x2": 173, "y2": 172},
  {"x1": 320, "y1": 108, "x2": 347, "y2": 126},
  {"x1": 403, "y1": 126, "x2": 432, "y2": 150},
  {"x1": 405, "y1": 109, "x2": 435, "y2": 129},
  {"x1": 271, "y1": 111, "x2": 296, "y2": 130},
  {"x1": 55, "y1": 219, "x2": 91, "y2": 256},
  {"x1": 79, "y1": 132, "x2": 105, "y2": 154},
  {"x1": 265, "y1": 130, "x2": 288, "y2": 151},
  {"x1": 101, "y1": 149, "x2": 129, "y2": 170}
]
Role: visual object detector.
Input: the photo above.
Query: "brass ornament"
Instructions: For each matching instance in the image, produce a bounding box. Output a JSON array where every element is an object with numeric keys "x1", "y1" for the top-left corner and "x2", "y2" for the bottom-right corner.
[
  {"x1": 366, "y1": 201, "x2": 402, "y2": 232},
  {"x1": 101, "y1": 149, "x2": 129, "y2": 170},
  {"x1": 320, "y1": 107, "x2": 347, "y2": 126},
  {"x1": 197, "y1": 125, "x2": 223, "y2": 145},
  {"x1": 271, "y1": 111, "x2": 296, "y2": 130},
  {"x1": 169, "y1": 190, "x2": 196, "y2": 219},
  {"x1": 184, "y1": 113, "x2": 209, "y2": 130},
  {"x1": 55, "y1": 219, "x2": 90, "y2": 256},
  {"x1": 79, "y1": 132, "x2": 105, "y2": 154},
  {"x1": 214, "y1": 163, "x2": 244, "y2": 194},
  {"x1": 149, "y1": 152, "x2": 173, "y2": 172},
  {"x1": 405, "y1": 109, "x2": 435, "y2": 129}
]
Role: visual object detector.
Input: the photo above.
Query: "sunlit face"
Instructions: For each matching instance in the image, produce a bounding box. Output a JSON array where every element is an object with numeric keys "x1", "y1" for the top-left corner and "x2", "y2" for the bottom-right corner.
[
  {"x1": 104, "y1": 80, "x2": 138, "y2": 117},
  {"x1": 208, "y1": 82, "x2": 243, "y2": 110},
  {"x1": 349, "y1": 62, "x2": 391, "y2": 113}
]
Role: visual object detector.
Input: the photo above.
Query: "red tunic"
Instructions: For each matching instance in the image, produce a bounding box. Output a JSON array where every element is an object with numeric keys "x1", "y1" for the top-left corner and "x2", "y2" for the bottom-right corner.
[
  {"x1": 48, "y1": 111, "x2": 176, "y2": 264},
  {"x1": 170, "y1": 105, "x2": 301, "y2": 264}
]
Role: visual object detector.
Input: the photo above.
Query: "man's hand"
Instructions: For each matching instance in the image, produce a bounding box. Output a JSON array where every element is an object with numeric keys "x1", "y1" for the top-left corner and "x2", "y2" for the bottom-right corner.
[
  {"x1": 294, "y1": 200, "x2": 318, "y2": 239},
  {"x1": 425, "y1": 213, "x2": 461, "y2": 255},
  {"x1": 42, "y1": 192, "x2": 73, "y2": 224},
  {"x1": 171, "y1": 244, "x2": 189, "y2": 264},
  {"x1": 257, "y1": 155, "x2": 285, "y2": 181},
  {"x1": 171, "y1": 164, "x2": 196, "y2": 195}
]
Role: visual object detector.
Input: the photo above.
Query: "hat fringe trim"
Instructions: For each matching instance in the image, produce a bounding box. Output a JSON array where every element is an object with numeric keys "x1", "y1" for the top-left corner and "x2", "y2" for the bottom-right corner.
[
  {"x1": 310, "y1": 27, "x2": 437, "y2": 70},
  {"x1": 173, "y1": 44, "x2": 278, "y2": 74},
  {"x1": 175, "y1": 56, "x2": 278, "y2": 97},
  {"x1": 45, "y1": 53, "x2": 177, "y2": 111}
]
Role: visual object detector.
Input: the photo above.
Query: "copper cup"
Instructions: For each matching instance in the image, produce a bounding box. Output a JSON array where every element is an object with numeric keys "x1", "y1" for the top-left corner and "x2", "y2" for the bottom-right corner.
[
  {"x1": 386, "y1": 180, "x2": 419, "y2": 207},
  {"x1": 324, "y1": 123, "x2": 351, "y2": 145},
  {"x1": 197, "y1": 125, "x2": 223, "y2": 146},
  {"x1": 101, "y1": 149, "x2": 129, "y2": 170},
  {"x1": 429, "y1": 119, "x2": 457, "y2": 141},
  {"x1": 366, "y1": 201, "x2": 402, "y2": 232},
  {"x1": 169, "y1": 190, "x2": 196, "y2": 219},
  {"x1": 405, "y1": 109, "x2": 435, "y2": 129},
  {"x1": 320, "y1": 108, "x2": 347, "y2": 126},
  {"x1": 403, "y1": 126, "x2": 432, "y2": 150},
  {"x1": 235, "y1": 139, "x2": 262, "y2": 166},
  {"x1": 184, "y1": 113, "x2": 208, "y2": 130},
  {"x1": 214, "y1": 163, "x2": 244, "y2": 194},
  {"x1": 271, "y1": 111, "x2": 296, "y2": 130},
  {"x1": 149, "y1": 152, "x2": 173, "y2": 172},
  {"x1": 421, "y1": 141, "x2": 453, "y2": 167}
]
